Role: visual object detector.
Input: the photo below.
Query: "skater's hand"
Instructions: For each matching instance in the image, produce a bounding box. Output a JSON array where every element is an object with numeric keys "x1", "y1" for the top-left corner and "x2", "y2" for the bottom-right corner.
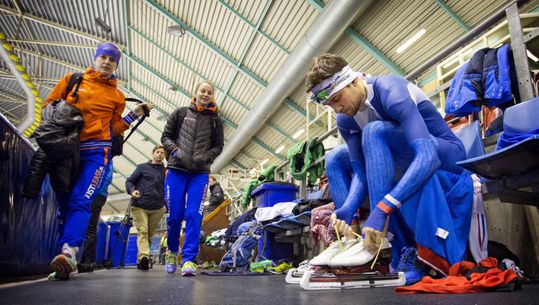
[
  {"x1": 330, "y1": 213, "x2": 355, "y2": 239},
  {"x1": 363, "y1": 203, "x2": 390, "y2": 252},
  {"x1": 362, "y1": 227, "x2": 384, "y2": 252},
  {"x1": 132, "y1": 190, "x2": 141, "y2": 199},
  {"x1": 134, "y1": 102, "x2": 154, "y2": 116}
]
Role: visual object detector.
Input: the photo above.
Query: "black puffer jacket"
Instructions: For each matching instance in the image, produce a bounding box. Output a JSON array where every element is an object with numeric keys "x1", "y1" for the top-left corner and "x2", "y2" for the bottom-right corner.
[
  {"x1": 161, "y1": 102, "x2": 224, "y2": 173},
  {"x1": 22, "y1": 100, "x2": 83, "y2": 198},
  {"x1": 33, "y1": 100, "x2": 83, "y2": 160},
  {"x1": 125, "y1": 161, "x2": 165, "y2": 210}
]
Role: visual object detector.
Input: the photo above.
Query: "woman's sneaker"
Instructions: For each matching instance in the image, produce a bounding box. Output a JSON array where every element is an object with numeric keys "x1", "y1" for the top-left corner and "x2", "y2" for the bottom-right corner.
[
  {"x1": 181, "y1": 261, "x2": 197, "y2": 276},
  {"x1": 165, "y1": 253, "x2": 178, "y2": 274}
]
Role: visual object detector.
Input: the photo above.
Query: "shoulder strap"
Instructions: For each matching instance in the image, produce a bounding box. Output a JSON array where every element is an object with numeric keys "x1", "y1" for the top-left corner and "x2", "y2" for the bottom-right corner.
[
  {"x1": 123, "y1": 97, "x2": 149, "y2": 143},
  {"x1": 65, "y1": 72, "x2": 84, "y2": 99}
]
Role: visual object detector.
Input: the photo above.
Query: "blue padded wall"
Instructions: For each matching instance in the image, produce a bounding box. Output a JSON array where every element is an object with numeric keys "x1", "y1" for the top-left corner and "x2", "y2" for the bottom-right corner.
[{"x1": 0, "y1": 114, "x2": 60, "y2": 277}]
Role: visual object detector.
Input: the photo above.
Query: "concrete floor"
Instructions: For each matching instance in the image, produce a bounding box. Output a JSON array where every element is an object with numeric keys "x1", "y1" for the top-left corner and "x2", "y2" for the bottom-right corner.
[{"x1": 1, "y1": 265, "x2": 538, "y2": 305}]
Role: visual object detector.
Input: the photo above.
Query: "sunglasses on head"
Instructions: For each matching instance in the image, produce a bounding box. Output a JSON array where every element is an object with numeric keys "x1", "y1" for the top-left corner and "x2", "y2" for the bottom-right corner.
[{"x1": 311, "y1": 84, "x2": 333, "y2": 105}]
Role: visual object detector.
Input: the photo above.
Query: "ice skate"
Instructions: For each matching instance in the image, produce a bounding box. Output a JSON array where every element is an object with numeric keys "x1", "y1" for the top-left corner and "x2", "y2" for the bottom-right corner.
[
  {"x1": 309, "y1": 238, "x2": 358, "y2": 266},
  {"x1": 285, "y1": 260, "x2": 314, "y2": 284},
  {"x1": 300, "y1": 238, "x2": 405, "y2": 290}
]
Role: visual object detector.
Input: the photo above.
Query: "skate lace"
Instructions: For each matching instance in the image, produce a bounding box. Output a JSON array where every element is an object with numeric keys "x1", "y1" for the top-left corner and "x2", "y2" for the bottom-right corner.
[{"x1": 396, "y1": 247, "x2": 418, "y2": 272}]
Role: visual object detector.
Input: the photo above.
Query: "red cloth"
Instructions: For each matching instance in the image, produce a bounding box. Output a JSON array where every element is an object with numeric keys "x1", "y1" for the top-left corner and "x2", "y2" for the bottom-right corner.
[
  {"x1": 396, "y1": 257, "x2": 518, "y2": 294},
  {"x1": 310, "y1": 202, "x2": 336, "y2": 247}
]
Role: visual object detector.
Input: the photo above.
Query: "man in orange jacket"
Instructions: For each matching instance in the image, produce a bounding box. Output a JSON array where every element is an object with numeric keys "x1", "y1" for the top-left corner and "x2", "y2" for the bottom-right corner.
[{"x1": 47, "y1": 43, "x2": 153, "y2": 280}]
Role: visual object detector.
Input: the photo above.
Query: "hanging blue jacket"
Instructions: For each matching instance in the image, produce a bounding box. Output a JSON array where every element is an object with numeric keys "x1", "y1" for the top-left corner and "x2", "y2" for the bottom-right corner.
[
  {"x1": 446, "y1": 44, "x2": 515, "y2": 116},
  {"x1": 484, "y1": 44, "x2": 514, "y2": 107},
  {"x1": 445, "y1": 49, "x2": 486, "y2": 116}
]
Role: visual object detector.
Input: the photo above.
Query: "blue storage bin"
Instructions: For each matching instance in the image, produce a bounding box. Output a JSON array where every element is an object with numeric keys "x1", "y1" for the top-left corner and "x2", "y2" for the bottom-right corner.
[
  {"x1": 107, "y1": 221, "x2": 131, "y2": 268},
  {"x1": 95, "y1": 219, "x2": 109, "y2": 264},
  {"x1": 253, "y1": 182, "x2": 297, "y2": 260},
  {"x1": 251, "y1": 182, "x2": 298, "y2": 207},
  {"x1": 124, "y1": 235, "x2": 138, "y2": 266}
]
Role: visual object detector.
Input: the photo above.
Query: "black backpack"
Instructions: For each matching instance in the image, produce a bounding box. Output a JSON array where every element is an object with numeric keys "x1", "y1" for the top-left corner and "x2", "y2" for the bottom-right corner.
[{"x1": 65, "y1": 73, "x2": 148, "y2": 157}]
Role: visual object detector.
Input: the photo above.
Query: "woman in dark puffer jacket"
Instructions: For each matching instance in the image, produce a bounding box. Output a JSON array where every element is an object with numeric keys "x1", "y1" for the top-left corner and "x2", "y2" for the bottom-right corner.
[{"x1": 161, "y1": 80, "x2": 224, "y2": 276}]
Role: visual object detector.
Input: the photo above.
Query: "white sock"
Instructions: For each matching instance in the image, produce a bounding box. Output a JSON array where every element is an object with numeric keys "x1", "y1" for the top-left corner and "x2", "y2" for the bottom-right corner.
[{"x1": 61, "y1": 243, "x2": 79, "y2": 258}]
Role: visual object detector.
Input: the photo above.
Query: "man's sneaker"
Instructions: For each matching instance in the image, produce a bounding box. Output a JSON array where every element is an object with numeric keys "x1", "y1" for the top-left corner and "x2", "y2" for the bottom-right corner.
[
  {"x1": 47, "y1": 271, "x2": 70, "y2": 281},
  {"x1": 138, "y1": 257, "x2": 150, "y2": 271},
  {"x1": 181, "y1": 261, "x2": 197, "y2": 276},
  {"x1": 50, "y1": 244, "x2": 78, "y2": 275},
  {"x1": 165, "y1": 253, "x2": 178, "y2": 274},
  {"x1": 250, "y1": 260, "x2": 274, "y2": 273},
  {"x1": 395, "y1": 247, "x2": 429, "y2": 285},
  {"x1": 268, "y1": 262, "x2": 293, "y2": 274}
]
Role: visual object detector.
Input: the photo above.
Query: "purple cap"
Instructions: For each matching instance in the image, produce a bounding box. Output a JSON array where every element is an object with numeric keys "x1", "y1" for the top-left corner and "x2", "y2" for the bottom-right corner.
[{"x1": 94, "y1": 43, "x2": 121, "y2": 65}]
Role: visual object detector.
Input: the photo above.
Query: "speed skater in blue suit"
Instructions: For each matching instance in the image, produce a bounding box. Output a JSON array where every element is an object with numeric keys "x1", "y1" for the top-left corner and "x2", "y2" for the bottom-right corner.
[{"x1": 306, "y1": 54, "x2": 474, "y2": 284}]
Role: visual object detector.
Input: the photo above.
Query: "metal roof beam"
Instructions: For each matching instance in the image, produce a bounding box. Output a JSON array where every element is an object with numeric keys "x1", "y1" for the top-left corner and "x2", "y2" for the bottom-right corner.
[
  {"x1": 211, "y1": 0, "x2": 367, "y2": 172},
  {"x1": 126, "y1": 56, "x2": 287, "y2": 159},
  {"x1": 216, "y1": 0, "x2": 290, "y2": 55},
  {"x1": 308, "y1": 0, "x2": 406, "y2": 76},
  {"x1": 0, "y1": 5, "x2": 117, "y2": 46},
  {"x1": 0, "y1": 73, "x2": 67, "y2": 83},
  {"x1": 128, "y1": 26, "x2": 252, "y2": 112},
  {"x1": 129, "y1": 27, "x2": 296, "y2": 143},
  {"x1": 144, "y1": 0, "x2": 305, "y2": 117},
  {"x1": 217, "y1": 0, "x2": 274, "y2": 106},
  {"x1": 218, "y1": 116, "x2": 284, "y2": 161},
  {"x1": 0, "y1": 104, "x2": 21, "y2": 123},
  {"x1": 230, "y1": 160, "x2": 248, "y2": 170},
  {"x1": 435, "y1": 0, "x2": 471, "y2": 32},
  {"x1": 345, "y1": 29, "x2": 405, "y2": 76},
  {"x1": 123, "y1": 0, "x2": 133, "y2": 92},
  {"x1": 13, "y1": 47, "x2": 85, "y2": 72},
  {"x1": 145, "y1": 0, "x2": 265, "y2": 86},
  {"x1": 0, "y1": 90, "x2": 27, "y2": 104},
  {"x1": 5, "y1": 39, "x2": 96, "y2": 48}
]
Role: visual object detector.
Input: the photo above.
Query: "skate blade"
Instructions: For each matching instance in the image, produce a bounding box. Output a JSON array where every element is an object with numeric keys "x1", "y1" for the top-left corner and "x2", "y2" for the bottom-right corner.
[
  {"x1": 285, "y1": 268, "x2": 303, "y2": 284},
  {"x1": 300, "y1": 270, "x2": 405, "y2": 290}
]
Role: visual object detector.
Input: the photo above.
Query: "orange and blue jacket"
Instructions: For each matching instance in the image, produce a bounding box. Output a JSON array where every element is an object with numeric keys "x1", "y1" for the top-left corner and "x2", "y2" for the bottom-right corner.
[{"x1": 46, "y1": 67, "x2": 137, "y2": 149}]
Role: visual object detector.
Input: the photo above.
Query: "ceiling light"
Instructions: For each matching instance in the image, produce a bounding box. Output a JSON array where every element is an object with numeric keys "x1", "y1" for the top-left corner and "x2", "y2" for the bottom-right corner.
[
  {"x1": 527, "y1": 50, "x2": 539, "y2": 62},
  {"x1": 292, "y1": 128, "x2": 305, "y2": 139},
  {"x1": 260, "y1": 159, "x2": 269, "y2": 166},
  {"x1": 275, "y1": 145, "x2": 285, "y2": 154},
  {"x1": 167, "y1": 25, "x2": 186, "y2": 37},
  {"x1": 396, "y1": 29, "x2": 426, "y2": 54}
]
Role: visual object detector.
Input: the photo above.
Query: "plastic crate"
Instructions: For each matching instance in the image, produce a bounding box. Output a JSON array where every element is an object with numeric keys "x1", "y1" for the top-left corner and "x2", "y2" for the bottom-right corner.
[{"x1": 251, "y1": 182, "x2": 298, "y2": 207}]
